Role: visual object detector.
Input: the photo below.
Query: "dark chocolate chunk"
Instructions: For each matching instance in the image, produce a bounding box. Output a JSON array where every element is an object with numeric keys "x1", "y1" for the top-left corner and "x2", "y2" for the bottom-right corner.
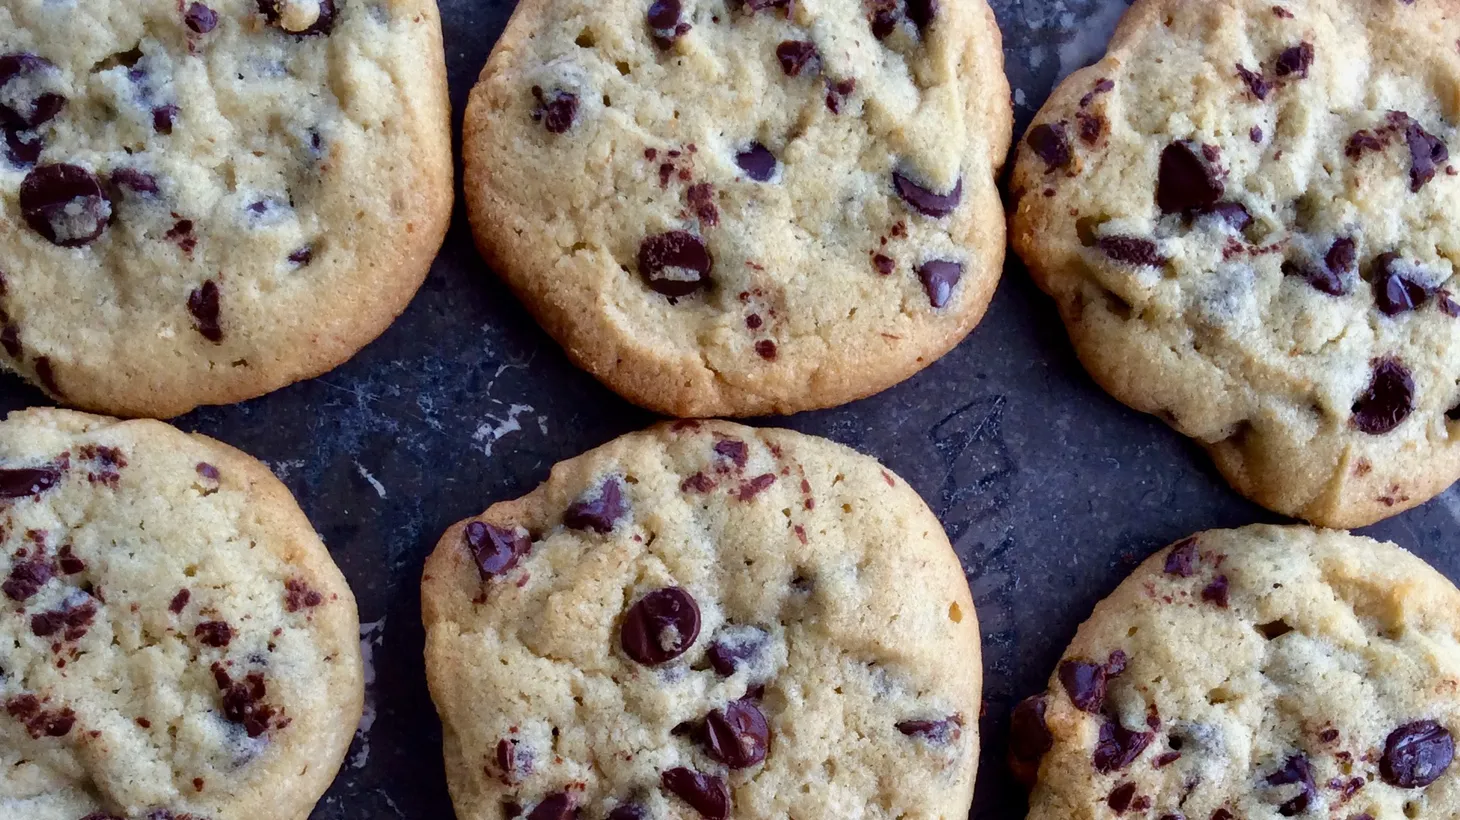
[
  {"x1": 621, "y1": 587, "x2": 701, "y2": 665},
  {"x1": 896, "y1": 714, "x2": 962, "y2": 744},
  {"x1": 185, "y1": 3, "x2": 219, "y2": 34},
  {"x1": 735, "y1": 142, "x2": 778, "y2": 181},
  {"x1": 194, "y1": 621, "x2": 233, "y2": 648},
  {"x1": 1026, "y1": 122, "x2": 1072, "y2": 171},
  {"x1": 1265, "y1": 754, "x2": 1316, "y2": 816},
  {"x1": 661, "y1": 767, "x2": 729, "y2": 819},
  {"x1": 464, "y1": 521, "x2": 531, "y2": 578},
  {"x1": 1093, "y1": 718, "x2": 1154, "y2": 773},
  {"x1": 1372, "y1": 253, "x2": 1430, "y2": 315},
  {"x1": 563, "y1": 477, "x2": 627, "y2": 533},
  {"x1": 639, "y1": 231, "x2": 712, "y2": 297},
  {"x1": 526, "y1": 794, "x2": 574, "y2": 820},
  {"x1": 213, "y1": 663, "x2": 276, "y2": 738},
  {"x1": 3, "y1": 556, "x2": 52, "y2": 601},
  {"x1": 531, "y1": 87, "x2": 579, "y2": 134},
  {"x1": 916, "y1": 259, "x2": 962, "y2": 308},
  {"x1": 648, "y1": 0, "x2": 688, "y2": 47},
  {"x1": 0, "y1": 465, "x2": 61, "y2": 499},
  {"x1": 707, "y1": 625, "x2": 768, "y2": 675},
  {"x1": 1097, "y1": 236, "x2": 1166, "y2": 268},
  {"x1": 1164, "y1": 537, "x2": 1199, "y2": 576},
  {"x1": 1009, "y1": 695, "x2": 1053, "y2": 786},
  {"x1": 894, "y1": 172, "x2": 962, "y2": 218},
  {"x1": 1058, "y1": 659, "x2": 1107, "y2": 713},
  {"x1": 1236, "y1": 64, "x2": 1270, "y2": 100},
  {"x1": 1351, "y1": 357, "x2": 1414, "y2": 435},
  {"x1": 152, "y1": 104, "x2": 179, "y2": 135},
  {"x1": 776, "y1": 41, "x2": 818, "y2": 77},
  {"x1": 1201, "y1": 575, "x2": 1230, "y2": 608},
  {"x1": 1404, "y1": 119, "x2": 1449, "y2": 193},
  {"x1": 1381, "y1": 720, "x2": 1454, "y2": 788},
  {"x1": 20, "y1": 164, "x2": 112, "y2": 247},
  {"x1": 0, "y1": 54, "x2": 65, "y2": 128},
  {"x1": 1157, "y1": 141, "x2": 1224, "y2": 215},
  {"x1": 1273, "y1": 43, "x2": 1313, "y2": 79},
  {"x1": 187, "y1": 281, "x2": 223, "y2": 342},
  {"x1": 704, "y1": 699, "x2": 770, "y2": 768},
  {"x1": 1108, "y1": 783, "x2": 1137, "y2": 814}
]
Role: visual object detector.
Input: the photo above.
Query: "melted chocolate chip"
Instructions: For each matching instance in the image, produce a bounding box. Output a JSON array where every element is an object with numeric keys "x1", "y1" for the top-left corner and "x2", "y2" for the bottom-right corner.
[
  {"x1": 531, "y1": 87, "x2": 579, "y2": 134},
  {"x1": 869, "y1": 0, "x2": 899, "y2": 38},
  {"x1": 1265, "y1": 754, "x2": 1316, "y2": 815},
  {"x1": 621, "y1": 587, "x2": 701, "y2": 665},
  {"x1": 1009, "y1": 695, "x2": 1053, "y2": 786},
  {"x1": 194, "y1": 621, "x2": 233, "y2": 648},
  {"x1": 152, "y1": 104, "x2": 179, "y2": 135},
  {"x1": 648, "y1": 0, "x2": 687, "y2": 46},
  {"x1": 564, "y1": 478, "x2": 627, "y2": 533},
  {"x1": 3, "y1": 556, "x2": 52, "y2": 601},
  {"x1": 464, "y1": 521, "x2": 531, "y2": 578},
  {"x1": 213, "y1": 663, "x2": 275, "y2": 738},
  {"x1": 704, "y1": 699, "x2": 770, "y2": 768},
  {"x1": 707, "y1": 625, "x2": 768, "y2": 675},
  {"x1": 1093, "y1": 718, "x2": 1154, "y2": 773},
  {"x1": 257, "y1": 0, "x2": 337, "y2": 36},
  {"x1": 1273, "y1": 43, "x2": 1313, "y2": 79},
  {"x1": 0, "y1": 465, "x2": 61, "y2": 499},
  {"x1": 1026, "y1": 122, "x2": 1072, "y2": 171},
  {"x1": 1372, "y1": 253, "x2": 1430, "y2": 315},
  {"x1": 20, "y1": 164, "x2": 112, "y2": 247},
  {"x1": 1097, "y1": 236, "x2": 1166, "y2": 268},
  {"x1": 735, "y1": 142, "x2": 778, "y2": 181},
  {"x1": 776, "y1": 40, "x2": 818, "y2": 77},
  {"x1": 1162, "y1": 536, "x2": 1197, "y2": 574},
  {"x1": 1236, "y1": 64, "x2": 1270, "y2": 100},
  {"x1": 1351, "y1": 357, "x2": 1414, "y2": 435},
  {"x1": 188, "y1": 281, "x2": 223, "y2": 342},
  {"x1": 896, "y1": 714, "x2": 962, "y2": 744},
  {"x1": 661, "y1": 767, "x2": 729, "y2": 819},
  {"x1": 1157, "y1": 141, "x2": 1224, "y2": 215},
  {"x1": 916, "y1": 259, "x2": 962, "y2": 308},
  {"x1": 185, "y1": 3, "x2": 219, "y2": 33},
  {"x1": 894, "y1": 172, "x2": 962, "y2": 218},
  {"x1": 0, "y1": 54, "x2": 65, "y2": 128},
  {"x1": 1200, "y1": 575, "x2": 1230, "y2": 608},
  {"x1": 1108, "y1": 783, "x2": 1137, "y2": 814},
  {"x1": 639, "y1": 231, "x2": 712, "y2": 297},
  {"x1": 1058, "y1": 659, "x2": 1107, "y2": 713},
  {"x1": 526, "y1": 794, "x2": 575, "y2": 820},
  {"x1": 1381, "y1": 720, "x2": 1454, "y2": 788},
  {"x1": 1404, "y1": 119, "x2": 1449, "y2": 192}
]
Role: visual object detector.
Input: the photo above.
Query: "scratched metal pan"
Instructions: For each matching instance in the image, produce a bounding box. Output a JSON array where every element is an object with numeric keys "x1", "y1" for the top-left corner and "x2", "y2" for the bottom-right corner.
[{"x1": 1, "y1": 0, "x2": 1455, "y2": 817}]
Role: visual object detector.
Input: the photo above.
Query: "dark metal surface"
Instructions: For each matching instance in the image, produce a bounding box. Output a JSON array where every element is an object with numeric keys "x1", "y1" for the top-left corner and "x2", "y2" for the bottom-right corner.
[{"x1": 5, "y1": 0, "x2": 1457, "y2": 816}]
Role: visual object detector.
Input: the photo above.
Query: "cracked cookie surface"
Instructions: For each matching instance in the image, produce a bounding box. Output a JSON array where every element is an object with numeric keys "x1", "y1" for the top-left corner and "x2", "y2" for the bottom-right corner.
[
  {"x1": 422, "y1": 420, "x2": 980, "y2": 819},
  {"x1": 1013, "y1": 525, "x2": 1460, "y2": 820},
  {"x1": 462, "y1": 0, "x2": 1011, "y2": 417},
  {"x1": 1011, "y1": 0, "x2": 1460, "y2": 527},
  {"x1": 0, "y1": 0, "x2": 452, "y2": 418},
  {"x1": 0, "y1": 408, "x2": 362, "y2": 820}
]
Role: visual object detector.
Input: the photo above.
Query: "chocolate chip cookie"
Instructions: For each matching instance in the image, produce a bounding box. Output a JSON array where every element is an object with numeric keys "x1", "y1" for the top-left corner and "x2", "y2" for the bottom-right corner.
[
  {"x1": 462, "y1": 0, "x2": 1011, "y2": 417},
  {"x1": 0, "y1": 408, "x2": 363, "y2": 819},
  {"x1": 1011, "y1": 0, "x2": 1460, "y2": 527},
  {"x1": 1, "y1": 0, "x2": 452, "y2": 418},
  {"x1": 1012, "y1": 525, "x2": 1460, "y2": 820},
  {"x1": 421, "y1": 420, "x2": 980, "y2": 819}
]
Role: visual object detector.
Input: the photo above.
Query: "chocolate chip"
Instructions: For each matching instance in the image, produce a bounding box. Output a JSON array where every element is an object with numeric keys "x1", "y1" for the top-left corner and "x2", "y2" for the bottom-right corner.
[
  {"x1": 564, "y1": 477, "x2": 627, "y2": 533},
  {"x1": 1351, "y1": 357, "x2": 1414, "y2": 435},
  {"x1": 606, "y1": 806, "x2": 646, "y2": 820},
  {"x1": 621, "y1": 587, "x2": 701, "y2": 665},
  {"x1": 869, "y1": 0, "x2": 899, "y2": 38},
  {"x1": 735, "y1": 142, "x2": 778, "y2": 181},
  {"x1": 776, "y1": 41, "x2": 818, "y2": 77},
  {"x1": 31, "y1": 596, "x2": 97, "y2": 641},
  {"x1": 213, "y1": 663, "x2": 276, "y2": 737},
  {"x1": 1009, "y1": 695, "x2": 1053, "y2": 785},
  {"x1": 1346, "y1": 129, "x2": 1385, "y2": 159},
  {"x1": 648, "y1": 0, "x2": 687, "y2": 46},
  {"x1": 704, "y1": 699, "x2": 770, "y2": 768},
  {"x1": 1372, "y1": 253, "x2": 1430, "y2": 314},
  {"x1": 905, "y1": 0, "x2": 937, "y2": 29},
  {"x1": 1108, "y1": 783, "x2": 1138, "y2": 814},
  {"x1": 1273, "y1": 43, "x2": 1313, "y2": 79},
  {"x1": 187, "y1": 280, "x2": 223, "y2": 342},
  {"x1": 20, "y1": 164, "x2": 112, "y2": 247},
  {"x1": 1200, "y1": 575, "x2": 1230, "y2": 608},
  {"x1": 1281, "y1": 260, "x2": 1345, "y2": 296},
  {"x1": 1440, "y1": 290, "x2": 1460, "y2": 318},
  {"x1": 194, "y1": 620, "x2": 233, "y2": 647},
  {"x1": 1201, "y1": 202, "x2": 1252, "y2": 232},
  {"x1": 152, "y1": 104, "x2": 179, "y2": 135},
  {"x1": 169, "y1": 589, "x2": 191, "y2": 613},
  {"x1": 257, "y1": 0, "x2": 337, "y2": 36},
  {"x1": 0, "y1": 54, "x2": 65, "y2": 128},
  {"x1": 4, "y1": 127, "x2": 42, "y2": 167},
  {"x1": 707, "y1": 625, "x2": 768, "y2": 675},
  {"x1": 185, "y1": 3, "x2": 219, "y2": 33},
  {"x1": 526, "y1": 794, "x2": 575, "y2": 820},
  {"x1": 1250, "y1": 126, "x2": 1264, "y2": 144},
  {"x1": 735, "y1": 473, "x2": 775, "y2": 500},
  {"x1": 1404, "y1": 119, "x2": 1449, "y2": 192},
  {"x1": 1265, "y1": 754, "x2": 1317, "y2": 815},
  {"x1": 873, "y1": 253, "x2": 895, "y2": 275},
  {"x1": 531, "y1": 88, "x2": 579, "y2": 134},
  {"x1": 1157, "y1": 141, "x2": 1224, "y2": 215},
  {"x1": 109, "y1": 168, "x2": 160, "y2": 197},
  {"x1": 6, "y1": 695, "x2": 76, "y2": 738},
  {"x1": 1026, "y1": 122, "x2": 1072, "y2": 171},
  {"x1": 3, "y1": 557, "x2": 52, "y2": 601},
  {"x1": 825, "y1": 78, "x2": 856, "y2": 113},
  {"x1": 465, "y1": 521, "x2": 531, "y2": 578},
  {"x1": 1093, "y1": 718, "x2": 1154, "y2": 773},
  {"x1": 1097, "y1": 236, "x2": 1166, "y2": 268},
  {"x1": 713, "y1": 438, "x2": 748, "y2": 468},
  {"x1": 639, "y1": 231, "x2": 712, "y2": 297},
  {"x1": 661, "y1": 767, "x2": 729, "y2": 819},
  {"x1": 1058, "y1": 659, "x2": 1108, "y2": 712},
  {"x1": 288, "y1": 246, "x2": 313, "y2": 266},
  {"x1": 284, "y1": 578, "x2": 323, "y2": 611},
  {"x1": 0, "y1": 465, "x2": 61, "y2": 499},
  {"x1": 894, "y1": 172, "x2": 962, "y2": 218},
  {"x1": 916, "y1": 259, "x2": 961, "y2": 308},
  {"x1": 1236, "y1": 64, "x2": 1270, "y2": 99},
  {"x1": 896, "y1": 714, "x2": 962, "y2": 744},
  {"x1": 1381, "y1": 721, "x2": 1454, "y2": 788}
]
